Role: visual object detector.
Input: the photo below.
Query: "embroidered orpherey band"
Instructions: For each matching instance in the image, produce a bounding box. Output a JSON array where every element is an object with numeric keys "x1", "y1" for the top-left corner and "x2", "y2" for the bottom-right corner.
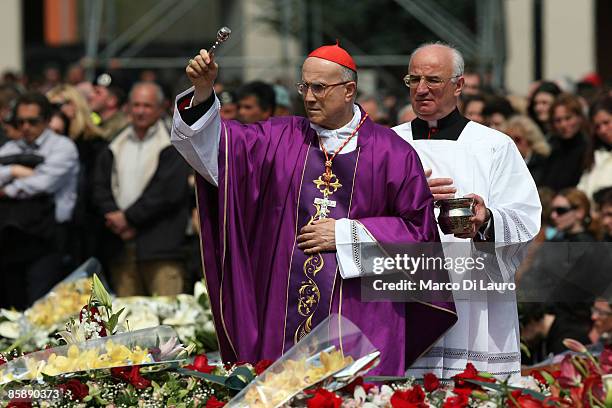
[{"x1": 294, "y1": 114, "x2": 368, "y2": 344}]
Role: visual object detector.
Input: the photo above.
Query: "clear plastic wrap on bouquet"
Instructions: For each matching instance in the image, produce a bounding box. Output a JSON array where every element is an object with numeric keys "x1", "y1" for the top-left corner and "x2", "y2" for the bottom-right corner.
[
  {"x1": 227, "y1": 314, "x2": 379, "y2": 408},
  {"x1": 0, "y1": 325, "x2": 184, "y2": 384}
]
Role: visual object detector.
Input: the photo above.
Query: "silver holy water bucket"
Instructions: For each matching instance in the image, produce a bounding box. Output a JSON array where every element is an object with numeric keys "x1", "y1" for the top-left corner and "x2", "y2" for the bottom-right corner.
[{"x1": 436, "y1": 197, "x2": 475, "y2": 235}]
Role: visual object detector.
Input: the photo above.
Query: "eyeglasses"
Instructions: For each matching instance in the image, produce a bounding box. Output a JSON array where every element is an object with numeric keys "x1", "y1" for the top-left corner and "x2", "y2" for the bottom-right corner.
[
  {"x1": 552, "y1": 206, "x2": 575, "y2": 215},
  {"x1": 591, "y1": 307, "x2": 612, "y2": 318},
  {"x1": 403, "y1": 74, "x2": 461, "y2": 89},
  {"x1": 15, "y1": 117, "x2": 43, "y2": 127},
  {"x1": 295, "y1": 81, "x2": 351, "y2": 97}
]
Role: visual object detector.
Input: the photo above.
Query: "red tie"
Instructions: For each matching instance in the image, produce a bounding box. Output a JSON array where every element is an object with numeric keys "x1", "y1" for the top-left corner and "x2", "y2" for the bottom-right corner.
[{"x1": 428, "y1": 127, "x2": 439, "y2": 139}]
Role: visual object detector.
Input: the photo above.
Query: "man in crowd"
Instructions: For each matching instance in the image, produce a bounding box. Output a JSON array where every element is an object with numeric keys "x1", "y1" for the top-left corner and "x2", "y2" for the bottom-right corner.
[
  {"x1": 93, "y1": 82, "x2": 190, "y2": 297},
  {"x1": 393, "y1": 43, "x2": 541, "y2": 378},
  {"x1": 0, "y1": 92, "x2": 79, "y2": 309},
  {"x1": 170, "y1": 43, "x2": 456, "y2": 375},
  {"x1": 218, "y1": 90, "x2": 238, "y2": 120},
  {"x1": 235, "y1": 80, "x2": 276, "y2": 123},
  {"x1": 88, "y1": 73, "x2": 129, "y2": 139}
]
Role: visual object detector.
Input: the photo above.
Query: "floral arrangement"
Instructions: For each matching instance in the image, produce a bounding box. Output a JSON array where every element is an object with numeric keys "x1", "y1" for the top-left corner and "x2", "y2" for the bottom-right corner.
[
  {"x1": 0, "y1": 274, "x2": 610, "y2": 407},
  {"x1": 0, "y1": 276, "x2": 216, "y2": 356},
  {"x1": 1, "y1": 344, "x2": 610, "y2": 407}
]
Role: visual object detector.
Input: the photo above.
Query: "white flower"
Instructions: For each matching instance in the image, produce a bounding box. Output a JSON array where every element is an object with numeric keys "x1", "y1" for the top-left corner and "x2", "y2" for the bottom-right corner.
[
  {"x1": 0, "y1": 309, "x2": 23, "y2": 321},
  {"x1": 508, "y1": 375, "x2": 542, "y2": 392},
  {"x1": 0, "y1": 321, "x2": 20, "y2": 339},
  {"x1": 194, "y1": 281, "x2": 207, "y2": 300}
]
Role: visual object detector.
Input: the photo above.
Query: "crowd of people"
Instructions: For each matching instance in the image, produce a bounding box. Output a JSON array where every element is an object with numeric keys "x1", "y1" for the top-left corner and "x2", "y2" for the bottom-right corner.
[{"x1": 0, "y1": 50, "x2": 610, "y2": 369}]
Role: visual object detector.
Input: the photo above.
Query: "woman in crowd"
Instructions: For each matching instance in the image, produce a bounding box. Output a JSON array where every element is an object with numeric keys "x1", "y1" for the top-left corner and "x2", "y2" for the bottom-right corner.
[
  {"x1": 482, "y1": 95, "x2": 515, "y2": 131},
  {"x1": 544, "y1": 188, "x2": 601, "y2": 354},
  {"x1": 578, "y1": 96, "x2": 612, "y2": 201},
  {"x1": 527, "y1": 81, "x2": 562, "y2": 134},
  {"x1": 548, "y1": 188, "x2": 598, "y2": 242},
  {"x1": 539, "y1": 93, "x2": 590, "y2": 191},
  {"x1": 46, "y1": 85, "x2": 108, "y2": 264},
  {"x1": 505, "y1": 115, "x2": 550, "y2": 185}
]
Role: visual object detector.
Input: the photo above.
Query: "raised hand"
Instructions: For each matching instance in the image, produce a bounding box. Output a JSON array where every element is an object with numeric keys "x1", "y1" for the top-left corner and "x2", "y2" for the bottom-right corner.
[{"x1": 186, "y1": 49, "x2": 218, "y2": 105}]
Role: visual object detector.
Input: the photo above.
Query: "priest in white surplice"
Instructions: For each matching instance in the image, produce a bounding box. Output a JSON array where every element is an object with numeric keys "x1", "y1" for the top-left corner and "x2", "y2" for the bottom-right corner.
[{"x1": 393, "y1": 43, "x2": 542, "y2": 379}]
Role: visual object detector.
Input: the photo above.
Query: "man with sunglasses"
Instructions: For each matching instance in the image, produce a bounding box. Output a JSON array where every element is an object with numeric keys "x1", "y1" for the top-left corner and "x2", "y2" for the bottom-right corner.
[
  {"x1": 393, "y1": 43, "x2": 541, "y2": 379},
  {"x1": 170, "y1": 42, "x2": 457, "y2": 376},
  {"x1": 0, "y1": 92, "x2": 79, "y2": 309}
]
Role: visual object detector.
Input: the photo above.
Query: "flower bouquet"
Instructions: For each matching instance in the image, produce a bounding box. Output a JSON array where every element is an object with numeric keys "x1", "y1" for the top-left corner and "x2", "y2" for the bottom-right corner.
[
  {"x1": 225, "y1": 314, "x2": 380, "y2": 407},
  {"x1": 0, "y1": 325, "x2": 189, "y2": 384}
]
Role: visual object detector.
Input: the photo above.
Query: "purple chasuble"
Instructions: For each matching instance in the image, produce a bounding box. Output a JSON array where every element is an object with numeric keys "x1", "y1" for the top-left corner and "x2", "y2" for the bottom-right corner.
[{"x1": 195, "y1": 109, "x2": 456, "y2": 375}]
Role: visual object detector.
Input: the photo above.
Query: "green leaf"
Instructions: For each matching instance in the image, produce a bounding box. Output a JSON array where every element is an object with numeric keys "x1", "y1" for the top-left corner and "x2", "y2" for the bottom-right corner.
[
  {"x1": 92, "y1": 274, "x2": 112, "y2": 309},
  {"x1": 364, "y1": 375, "x2": 412, "y2": 382},
  {"x1": 177, "y1": 368, "x2": 227, "y2": 385},
  {"x1": 232, "y1": 366, "x2": 255, "y2": 383},
  {"x1": 464, "y1": 379, "x2": 548, "y2": 401},
  {"x1": 225, "y1": 375, "x2": 248, "y2": 390},
  {"x1": 478, "y1": 371, "x2": 495, "y2": 379},
  {"x1": 540, "y1": 370, "x2": 556, "y2": 385},
  {"x1": 107, "y1": 308, "x2": 125, "y2": 333}
]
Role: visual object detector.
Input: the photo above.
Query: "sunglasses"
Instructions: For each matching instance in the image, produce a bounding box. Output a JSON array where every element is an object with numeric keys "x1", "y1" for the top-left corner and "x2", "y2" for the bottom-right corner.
[
  {"x1": 15, "y1": 117, "x2": 43, "y2": 127},
  {"x1": 552, "y1": 206, "x2": 575, "y2": 215}
]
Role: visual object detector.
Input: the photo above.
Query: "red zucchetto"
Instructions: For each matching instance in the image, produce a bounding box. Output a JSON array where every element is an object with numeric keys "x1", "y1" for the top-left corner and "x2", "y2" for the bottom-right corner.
[{"x1": 308, "y1": 40, "x2": 357, "y2": 72}]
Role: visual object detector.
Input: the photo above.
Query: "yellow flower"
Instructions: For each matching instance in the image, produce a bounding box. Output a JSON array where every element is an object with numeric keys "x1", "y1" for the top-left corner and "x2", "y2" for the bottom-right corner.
[
  {"x1": 26, "y1": 278, "x2": 92, "y2": 327},
  {"x1": 243, "y1": 347, "x2": 353, "y2": 407},
  {"x1": 104, "y1": 340, "x2": 131, "y2": 364},
  {"x1": 129, "y1": 346, "x2": 151, "y2": 364}
]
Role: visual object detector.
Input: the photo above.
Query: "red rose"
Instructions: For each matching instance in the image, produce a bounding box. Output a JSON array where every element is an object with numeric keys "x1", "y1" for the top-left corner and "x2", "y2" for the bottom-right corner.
[
  {"x1": 254, "y1": 359, "x2": 273, "y2": 375},
  {"x1": 451, "y1": 388, "x2": 473, "y2": 398},
  {"x1": 0, "y1": 356, "x2": 6, "y2": 365},
  {"x1": 111, "y1": 366, "x2": 131, "y2": 381},
  {"x1": 424, "y1": 372, "x2": 440, "y2": 392},
  {"x1": 58, "y1": 379, "x2": 89, "y2": 401},
  {"x1": 452, "y1": 363, "x2": 495, "y2": 391},
  {"x1": 390, "y1": 385, "x2": 427, "y2": 408},
  {"x1": 306, "y1": 388, "x2": 342, "y2": 408},
  {"x1": 442, "y1": 394, "x2": 469, "y2": 408},
  {"x1": 128, "y1": 366, "x2": 151, "y2": 389},
  {"x1": 507, "y1": 390, "x2": 543, "y2": 408},
  {"x1": 205, "y1": 396, "x2": 226, "y2": 408},
  {"x1": 185, "y1": 354, "x2": 216, "y2": 374}
]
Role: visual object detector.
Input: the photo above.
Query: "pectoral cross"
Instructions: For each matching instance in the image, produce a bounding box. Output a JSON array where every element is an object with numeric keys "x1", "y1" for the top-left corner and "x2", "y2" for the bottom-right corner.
[{"x1": 314, "y1": 196, "x2": 336, "y2": 219}]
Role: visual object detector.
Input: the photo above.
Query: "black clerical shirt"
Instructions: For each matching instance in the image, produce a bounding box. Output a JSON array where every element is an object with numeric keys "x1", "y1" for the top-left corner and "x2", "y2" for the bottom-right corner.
[{"x1": 411, "y1": 108, "x2": 469, "y2": 141}]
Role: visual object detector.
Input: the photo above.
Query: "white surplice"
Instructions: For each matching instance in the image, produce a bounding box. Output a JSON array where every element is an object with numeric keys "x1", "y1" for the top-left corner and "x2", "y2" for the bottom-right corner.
[{"x1": 393, "y1": 120, "x2": 542, "y2": 378}]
